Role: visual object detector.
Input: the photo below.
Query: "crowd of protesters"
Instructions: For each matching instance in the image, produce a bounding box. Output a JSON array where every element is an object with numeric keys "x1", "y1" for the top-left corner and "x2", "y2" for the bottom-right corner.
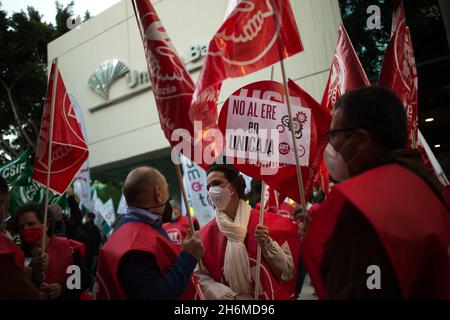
[{"x1": 0, "y1": 87, "x2": 449, "y2": 300}]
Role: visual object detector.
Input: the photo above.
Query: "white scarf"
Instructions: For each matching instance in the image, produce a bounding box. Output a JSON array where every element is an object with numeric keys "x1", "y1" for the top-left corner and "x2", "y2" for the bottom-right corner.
[{"x1": 215, "y1": 200, "x2": 252, "y2": 295}]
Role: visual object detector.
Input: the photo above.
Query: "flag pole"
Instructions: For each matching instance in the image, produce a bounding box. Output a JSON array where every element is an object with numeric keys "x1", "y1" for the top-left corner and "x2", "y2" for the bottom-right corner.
[
  {"x1": 254, "y1": 180, "x2": 267, "y2": 300},
  {"x1": 41, "y1": 58, "x2": 58, "y2": 254},
  {"x1": 254, "y1": 63, "x2": 277, "y2": 299},
  {"x1": 270, "y1": 0, "x2": 309, "y2": 230},
  {"x1": 174, "y1": 152, "x2": 196, "y2": 231},
  {"x1": 274, "y1": 190, "x2": 280, "y2": 211},
  {"x1": 174, "y1": 151, "x2": 206, "y2": 281}
]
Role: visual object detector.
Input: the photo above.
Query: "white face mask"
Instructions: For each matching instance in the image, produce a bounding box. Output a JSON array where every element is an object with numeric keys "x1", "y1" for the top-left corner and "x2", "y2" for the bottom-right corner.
[
  {"x1": 208, "y1": 183, "x2": 233, "y2": 211},
  {"x1": 323, "y1": 143, "x2": 350, "y2": 182}
]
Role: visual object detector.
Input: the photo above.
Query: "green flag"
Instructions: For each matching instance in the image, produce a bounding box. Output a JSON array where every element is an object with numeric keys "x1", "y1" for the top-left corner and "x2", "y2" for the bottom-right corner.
[
  {"x1": 0, "y1": 149, "x2": 32, "y2": 186},
  {"x1": 0, "y1": 150, "x2": 67, "y2": 213}
]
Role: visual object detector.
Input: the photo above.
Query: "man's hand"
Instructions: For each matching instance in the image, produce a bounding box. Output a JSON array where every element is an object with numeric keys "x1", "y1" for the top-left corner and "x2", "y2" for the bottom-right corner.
[
  {"x1": 298, "y1": 213, "x2": 312, "y2": 239},
  {"x1": 182, "y1": 229, "x2": 205, "y2": 260},
  {"x1": 254, "y1": 224, "x2": 270, "y2": 248},
  {"x1": 30, "y1": 249, "x2": 49, "y2": 273},
  {"x1": 41, "y1": 283, "x2": 62, "y2": 300}
]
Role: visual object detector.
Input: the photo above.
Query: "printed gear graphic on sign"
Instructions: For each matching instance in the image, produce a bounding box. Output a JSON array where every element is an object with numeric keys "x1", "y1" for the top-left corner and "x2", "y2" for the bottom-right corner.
[
  {"x1": 293, "y1": 119, "x2": 301, "y2": 131},
  {"x1": 281, "y1": 115, "x2": 290, "y2": 127},
  {"x1": 280, "y1": 115, "x2": 304, "y2": 139},
  {"x1": 295, "y1": 111, "x2": 308, "y2": 124},
  {"x1": 295, "y1": 124, "x2": 304, "y2": 139}
]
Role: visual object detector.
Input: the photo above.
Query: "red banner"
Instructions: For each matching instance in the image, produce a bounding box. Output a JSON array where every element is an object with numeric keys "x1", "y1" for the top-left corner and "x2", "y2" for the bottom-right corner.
[
  {"x1": 190, "y1": 0, "x2": 303, "y2": 157},
  {"x1": 379, "y1": 0, "x2": 418, "y2": 149},
  {"x1": 32, "y1": 60, "x2": 89, "y2": 194},
  {"x1": 132, "y1": 0, "x2": 219, "y2": 168},
  {"x1": 321, "y1": 23, "x2": 370, "y2": 112},
  {"x1": 218, "y1": 80, "x2": 331, "y2": 204}
]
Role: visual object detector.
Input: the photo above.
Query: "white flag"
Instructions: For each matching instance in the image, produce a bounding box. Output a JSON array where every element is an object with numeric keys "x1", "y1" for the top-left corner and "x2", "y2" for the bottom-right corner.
[
  {"x1": 180, "y1": 154, "x2": 215, "y2": 227},
  {"x1": 91, "y1": 191, "x2": 103, "y2": 226},
  {"x1": 242, "y1": 173, "x2": 252, "y2": 195},
  {"x1": 117, "y1": 193, "x2": 128, "y2": 215},
  {"x1": 70, "y1": 94, "x2": 92, "y2": 210},
  {"x1": 94, "y1": 198, "x2": 115, "y2": 227}
]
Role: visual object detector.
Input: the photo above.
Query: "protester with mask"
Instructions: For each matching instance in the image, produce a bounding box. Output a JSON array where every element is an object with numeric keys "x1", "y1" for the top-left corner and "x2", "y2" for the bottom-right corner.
[
  {"x1": 163, "y1": 199, "x2": 200, "y2": 246},
  {"x1": 95, "y1": 166, "x2": 204, "y2": 300},
  {"x1": 302, "y1": 86, "x2": 450, "y2": 299},
  {"x1": 11, "y1": 202, "x2": 90, "y2": 300},
  {"x1": 0, "y1": 177, "x2": 45, "y2": 299},
  {"x1": 195, "y1": 164, "x2": 300, "y2": 300}
]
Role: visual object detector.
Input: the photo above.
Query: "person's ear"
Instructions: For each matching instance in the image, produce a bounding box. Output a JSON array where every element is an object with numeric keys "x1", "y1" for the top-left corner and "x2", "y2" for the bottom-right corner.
[
  {"x1": 228, "y1": 182, "x2": 237, "y2": 196},
  {"x1": 356, "y1": 129, "x2": 371, "y2": 152},
  {"x1": 154, "y1": 185, "x2": 163, "y2": 204}
]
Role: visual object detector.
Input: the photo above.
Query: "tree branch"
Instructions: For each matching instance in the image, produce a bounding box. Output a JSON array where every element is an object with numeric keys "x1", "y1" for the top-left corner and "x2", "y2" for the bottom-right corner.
[
  {"x1": 0, "y1": 79, "x2": 37, "y2": 149},
  {"x1": 0, "y1": 139, "x2": 19, "y2": 159}
]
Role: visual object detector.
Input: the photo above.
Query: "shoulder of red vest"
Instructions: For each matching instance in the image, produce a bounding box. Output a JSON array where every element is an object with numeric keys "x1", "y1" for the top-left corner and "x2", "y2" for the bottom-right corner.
[
  {"x1": 0, "y1": 234, "x2": 20, "y2": 255},
  {"x1": 111, "y1": 221, "x2": 168, "y2": 247},
  {"x1": 68, "y1": 239, "x2": 86, "y2": 256},
  {"x1": 200, "y1": 218, "x2": 218, "y2": 235},
  {"x1": 250, "y1": 209, "x2": 297, "y2": 232}
]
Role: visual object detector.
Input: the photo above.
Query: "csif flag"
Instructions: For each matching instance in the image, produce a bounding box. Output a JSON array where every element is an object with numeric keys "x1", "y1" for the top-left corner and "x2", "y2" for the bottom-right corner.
[{"x1": 32, "y1": 59, "x2": 89, "y2": 195}]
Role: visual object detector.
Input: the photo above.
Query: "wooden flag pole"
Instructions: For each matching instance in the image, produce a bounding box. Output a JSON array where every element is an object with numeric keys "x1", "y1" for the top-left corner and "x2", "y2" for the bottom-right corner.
[
  {"x1": 254, "y1": 180, "x2": 267, "y2": 300},
  {"x1": 174, "y1": 152, "x2": 196, "y2": 231},
  {"x1": 254, "y1": 63, "x2": 278, "y2": 299},
  {"x1": 41, "y1": 58, "x2": 58, "y2": 254},
  {"x1": 270, "y1": 0, "x2": 309, "y2": 228},
  {"x1": 174, "y1": 151, "x2": 206, "y2": 285}
]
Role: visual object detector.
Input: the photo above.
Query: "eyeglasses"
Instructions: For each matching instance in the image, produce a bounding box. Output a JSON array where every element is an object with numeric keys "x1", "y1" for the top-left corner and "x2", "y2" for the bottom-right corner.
[{"x1": 326, "y1": 128, "x2": 356, "y2": 142}]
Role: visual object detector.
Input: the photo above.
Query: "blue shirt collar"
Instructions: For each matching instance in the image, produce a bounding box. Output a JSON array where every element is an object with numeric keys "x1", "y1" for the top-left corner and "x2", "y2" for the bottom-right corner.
[{"x1": 126, "y1": 207, "x2": 163, "y2": 228}]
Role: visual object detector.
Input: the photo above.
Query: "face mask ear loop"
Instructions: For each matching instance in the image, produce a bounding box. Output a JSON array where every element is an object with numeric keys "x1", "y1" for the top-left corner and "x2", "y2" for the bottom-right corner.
[{"x1": 225, "y1": 183, "x2": 235, "y2": 196}]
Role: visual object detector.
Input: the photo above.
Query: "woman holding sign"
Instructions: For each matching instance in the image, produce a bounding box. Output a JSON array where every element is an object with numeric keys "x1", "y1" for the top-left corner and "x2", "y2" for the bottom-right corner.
[{"x1": 195, "y1": 164, "x2": 300, "y2": 300}]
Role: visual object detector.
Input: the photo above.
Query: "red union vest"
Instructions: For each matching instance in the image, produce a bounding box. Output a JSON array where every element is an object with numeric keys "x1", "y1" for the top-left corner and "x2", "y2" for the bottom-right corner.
[
  {"x1": 200, "y1": 209, "x2": 301, "y2": 300},
  {"x1": 302, "y1": 164, "x2": 450, "y2": 299},
  {"x1": 45, "y1": 236, "x2": 81, "y2": 285},
  {"x1": 163, "y1": 216, "x2": 198, "y2": 246},
  {"x1": 0, "y1": 233, "x2": 24, "y2": 270},
  {"x1": 94, "y1": 221, "x2": 199, "y2": 300}
]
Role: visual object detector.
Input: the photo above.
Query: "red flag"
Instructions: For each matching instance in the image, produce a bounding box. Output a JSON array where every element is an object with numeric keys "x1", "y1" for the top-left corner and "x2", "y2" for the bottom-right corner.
[
  {"x1": 132, "y1": 0, "x2": 216, "y2": 167},
  {"x1": 190, "y1": 0, "x2": 303, "y2": 155},
  {"x1": 32, "y1": 60, "x2": 89, "y2": 194},
  {"x1": 379, "y1": 0, "x2": 418, "y2": 149},
  {"x1": 321, "y1": 23, "x2": 370, "y2": 112}
]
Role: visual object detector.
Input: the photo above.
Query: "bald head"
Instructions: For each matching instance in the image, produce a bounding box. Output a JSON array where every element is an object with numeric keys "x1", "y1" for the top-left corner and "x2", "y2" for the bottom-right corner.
[{"x1": 123, "y1": 166, "x2": 168, "y2": 209}]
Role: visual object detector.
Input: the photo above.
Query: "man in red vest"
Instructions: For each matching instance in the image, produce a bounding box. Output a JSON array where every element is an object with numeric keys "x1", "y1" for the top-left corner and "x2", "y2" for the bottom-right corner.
[
  {"x1": 11, "y1": 202, "x2": 90, "y2": 300},
  {"x1": 196, "y1": 164, "x2": 300, "y2": 300},
  {"x1": 95, "y1": 166, "x2": 204, "y2": 300},
  {"x1": 163, "y1": 200, "x2": 200, "y2": 246},
  {"x1": 302, "y1": 86, "x2": 450, "y2": 299},
  {"x1": 0, "y1": 177, "x2": 44, "y2": 299}
]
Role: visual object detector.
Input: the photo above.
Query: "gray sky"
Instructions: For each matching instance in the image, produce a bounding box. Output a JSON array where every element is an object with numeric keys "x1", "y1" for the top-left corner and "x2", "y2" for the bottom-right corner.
[{"x1": 1, "y1": 0, "x2": 122, "y2": 24}]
